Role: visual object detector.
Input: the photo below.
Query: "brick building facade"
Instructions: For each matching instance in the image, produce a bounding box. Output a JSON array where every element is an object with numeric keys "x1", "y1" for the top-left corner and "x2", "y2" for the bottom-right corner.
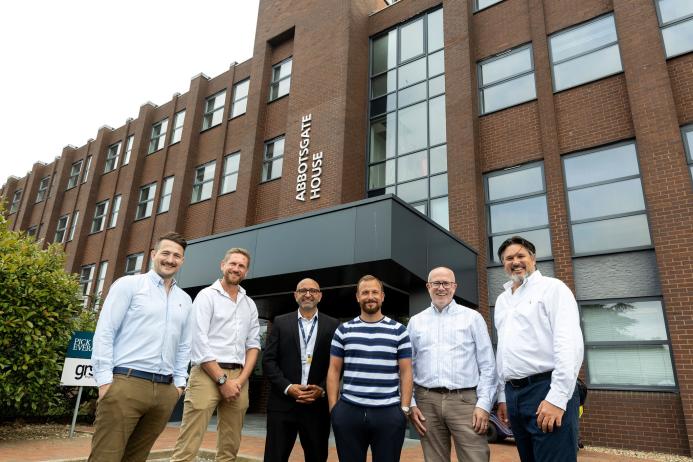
[{"x1": 2, "y1": 0, "x2": 693, "y2": 455}]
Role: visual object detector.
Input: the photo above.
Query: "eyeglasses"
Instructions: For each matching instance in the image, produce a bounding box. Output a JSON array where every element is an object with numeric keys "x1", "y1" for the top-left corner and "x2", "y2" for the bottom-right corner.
[
  {"x1": 428, "y1": 281, "x2": 456, "y2": 289},
  {"x1": 296, "y1": 288, "x2": 321, "y2": 295}
]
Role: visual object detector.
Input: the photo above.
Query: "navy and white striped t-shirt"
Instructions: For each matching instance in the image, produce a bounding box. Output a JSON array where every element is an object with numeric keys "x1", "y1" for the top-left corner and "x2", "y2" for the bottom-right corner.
[{"x1": 330, "y1": 316, "x2": 412, "y2": 407}]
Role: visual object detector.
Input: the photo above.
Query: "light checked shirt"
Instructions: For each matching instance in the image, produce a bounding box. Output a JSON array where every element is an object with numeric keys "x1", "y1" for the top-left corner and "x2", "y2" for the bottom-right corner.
[
  {"x1": 495, "y1": 270, "x2": 584, "y2": 410},
  {"x1": 407, "y1": 300, "x2": 497, "y2": 412},
  {"x1": 92, "y1": 270, "x2": 193, "y2": 387},
  {"x1": 191, "y1": 279, "x2": 261, "y2": 366}
]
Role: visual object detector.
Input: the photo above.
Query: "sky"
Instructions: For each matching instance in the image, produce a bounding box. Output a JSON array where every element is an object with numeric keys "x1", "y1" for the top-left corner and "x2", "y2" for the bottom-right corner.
[{"x1": 0, "y1": 0, "x2": 260, "y2": 186}]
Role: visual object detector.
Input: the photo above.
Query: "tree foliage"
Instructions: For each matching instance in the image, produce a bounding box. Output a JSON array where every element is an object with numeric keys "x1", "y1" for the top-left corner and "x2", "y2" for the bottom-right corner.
[{"x1": 0, "y1": 206, "x2": 85, "y2": 418}]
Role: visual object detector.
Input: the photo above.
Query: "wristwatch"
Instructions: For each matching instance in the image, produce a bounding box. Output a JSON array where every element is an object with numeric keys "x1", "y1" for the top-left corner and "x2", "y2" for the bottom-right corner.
[
  {"x1": 216, "y1": 373, "x2": 228, "y2": 386},
  {"x1": 401, "y1": 406, "x2": 412, "y2": 416}
]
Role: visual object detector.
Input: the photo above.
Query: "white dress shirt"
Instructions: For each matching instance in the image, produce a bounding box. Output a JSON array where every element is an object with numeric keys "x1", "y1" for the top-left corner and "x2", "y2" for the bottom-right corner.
[
  {"x1": 407, "y1": 300, "x2": 497, "y2": 412},
  {"x1": 190, "y1": 279, "x2": 261, "y2": 366},
  {"x1": 495, "y1": 270, "x2": 584, "y2": 410},
  {"x1": 92, "y1": 270, "x2": 193, "y2": 387},
  {"x1": 297, "y1": 310, "x2": 318, "y2": 385}
]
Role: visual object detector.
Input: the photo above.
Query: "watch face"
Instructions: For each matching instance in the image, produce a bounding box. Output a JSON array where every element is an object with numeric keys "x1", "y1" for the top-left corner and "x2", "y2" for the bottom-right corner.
[{"x1": 217, "y1": 374, "x2": 227, "y2": 385}]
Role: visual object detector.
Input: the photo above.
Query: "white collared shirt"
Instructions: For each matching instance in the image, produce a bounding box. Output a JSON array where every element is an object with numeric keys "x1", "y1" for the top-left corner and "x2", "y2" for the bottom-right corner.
[
  {"x1": 297, "y1": 310, "x2": 318, "y2": 385},
  {"x1": 494, "y1": 270, "x2": 584, "y2": 410},
  {"x1": 407, "y1": 300, "x2": 497, "y2": 412},
  {"x1": 190, "y1": 279, "x2": 261, "y2": 366}
]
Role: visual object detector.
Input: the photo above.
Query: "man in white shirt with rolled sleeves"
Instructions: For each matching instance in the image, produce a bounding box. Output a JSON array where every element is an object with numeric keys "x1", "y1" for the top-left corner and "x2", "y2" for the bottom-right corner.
[
  {"x1": 171, "y1": 247, "x2": 261, "y2": 462},
  {"x1": 495, "y1": 236, "x2": 583, "y2": 462},
  {"x1": 407, "y1": 266, "x2": 496, "y2": 462}
]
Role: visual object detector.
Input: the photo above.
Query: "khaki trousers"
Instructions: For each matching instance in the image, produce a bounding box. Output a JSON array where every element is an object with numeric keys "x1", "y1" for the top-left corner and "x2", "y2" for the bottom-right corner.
[
  {"x1": 89, "y1": 375, "x2": 180, "y2": 462},
  {"x1": 415, "y1": 385, "x2": 490, "y2": 462},
  {"x1": 171, "y1": 366, "x2": 249, "y2": 462}
]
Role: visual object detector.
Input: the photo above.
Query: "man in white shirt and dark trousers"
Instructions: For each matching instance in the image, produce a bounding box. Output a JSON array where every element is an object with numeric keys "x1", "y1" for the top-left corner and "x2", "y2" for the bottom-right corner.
[
  {"x1": 494, "y1": 236, "x2": 584, "y2": 462},
  {"x1": 90, "y1": 232, "x2": 193, "y2": 462},
  {"x1": 171, "y1": 247, "x2": 261, "y2": 461},
  {"x1": 407, "y1": 266, "x2": 496, "y2": 462}
]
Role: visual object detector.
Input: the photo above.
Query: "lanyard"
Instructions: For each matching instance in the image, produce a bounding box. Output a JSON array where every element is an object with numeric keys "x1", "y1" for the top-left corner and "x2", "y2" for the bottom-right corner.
[{"x1": 298, "y1": 316, "x2": 318, "y2": 352}]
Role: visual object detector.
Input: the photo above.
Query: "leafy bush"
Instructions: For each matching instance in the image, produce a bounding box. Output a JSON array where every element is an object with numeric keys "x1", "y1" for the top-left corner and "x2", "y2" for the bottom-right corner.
[{"x1": 0, "y1": 206, "x2": 85, "y2": 418}]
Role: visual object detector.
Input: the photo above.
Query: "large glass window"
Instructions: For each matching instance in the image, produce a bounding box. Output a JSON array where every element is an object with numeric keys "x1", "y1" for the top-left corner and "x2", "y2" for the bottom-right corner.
[
  {"x1": 136, "y1": 183, "x2": 157, "y2": 219},
  {"x1": 563, "y1": 142, "x2": 651, "y2": 255},
  {"x1": 655, "y1": 0, "x2": 693, "y2": 58},
  {"x1": 191, "y1": 162, "x2": 216, "y2": 203},
  {"x1": 549, "y1": 14, "x2": 623, "y2": 91},
  {"x1": 91, "y1": 200, "x2": 109, "y2": 233},
  {"x1": 124, "y1": 253, "x2": 144, "y2": 276},
  {"x1": 231, "y1": 79, "x2": 250, "y2": 118},
  {"x1": 221, "y1": 152, "x2": 240, "y2": 194},
  {"x1": 54, "y1": 215, "x2": 69, "y2": 243},
  {"x1": 109, "y1": 195, "x2": 121, "y2": 228},
  {"x1": 158, "y1": 176, "x2": 174, "y2": 213},
  {"x1": 479, "y1": 45, "x2": 536, "y2": 114},
  {"x1": 9, "y1": 190, "x2": 22, "y2": 214},
  {"x1": 269, "y1": 58, "x2": 292, "y2": 101},
  {"x1": 68, "y1": 211, "x2": 79, "y2": 241},
  {"x1": 35, "y1": 176, "x2": 50, "y2": 203},
  {"x1": 368, "y1": 8, "x2": 449, "y2": 229},
  {"x1": 484, "y1": 162, "x2": 551, "y2": 263},
  {"x1": 581, "y1": 299, "x2": 676, "y2": 389},
  {"x1": 123, "y1": 135, "x2": 134, "y2": 165},
  {"x1": 171, "y1": 110, "x2": 185, "y2": 143},
  {"x1": 104, "y1": 142, "x2": 121, "y2": 173},
  {"x1": 682, "y1": 124, "x2": 693, "y2": 182},
  {"x1": 148, "y1": 119, "x2": 168, "y2": 154},
  {"x1": 262, "y1": 136, "x2": 285, "y2": 181},
  {"x1": 79, "y1": 264, "x2": 95, "y2": 307},
  {"x1": 202, "y1": 91, "x2": 225, "y2": 130},
  {"x1": 67, "y1": 160, "x2": 82, "y2": 189}
]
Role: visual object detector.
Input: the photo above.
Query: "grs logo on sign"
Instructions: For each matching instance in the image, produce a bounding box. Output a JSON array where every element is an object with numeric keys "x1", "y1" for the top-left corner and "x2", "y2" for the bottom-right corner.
[{"x1": 74, "y1": 364, "x2": 93, "y2": 380}]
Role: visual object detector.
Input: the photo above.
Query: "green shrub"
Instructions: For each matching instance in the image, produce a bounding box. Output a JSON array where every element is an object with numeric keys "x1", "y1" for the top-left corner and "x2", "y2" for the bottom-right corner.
[{"x1": 0, "y1": 206, "x2": 85, "y2": 418}]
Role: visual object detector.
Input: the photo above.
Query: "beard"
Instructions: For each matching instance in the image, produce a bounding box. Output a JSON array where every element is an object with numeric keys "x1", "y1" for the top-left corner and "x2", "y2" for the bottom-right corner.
[
  {"x1": 360, "y1": 300, "x2": 381, "y2": 315},
  {"x1": 223, "y1": 271, "x2": 243, "y2": 286},
  {"x1": 509, "y1": 267, "x2": 534, "y2": 285}
]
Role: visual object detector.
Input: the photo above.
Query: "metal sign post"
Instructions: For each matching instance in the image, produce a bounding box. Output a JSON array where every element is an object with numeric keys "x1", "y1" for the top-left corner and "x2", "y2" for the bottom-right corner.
[
  {"x1": 61, "y1": 331, "x2": 96, "y2": 438},
  {"x1": 69, "y1": 386, "x2": 83, "y2": 438}
]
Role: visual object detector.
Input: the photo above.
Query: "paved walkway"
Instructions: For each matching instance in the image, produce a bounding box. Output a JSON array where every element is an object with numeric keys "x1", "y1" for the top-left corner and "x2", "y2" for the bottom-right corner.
[{"x1": 0, "y1": 413, "x2": 665, "y2": 462}]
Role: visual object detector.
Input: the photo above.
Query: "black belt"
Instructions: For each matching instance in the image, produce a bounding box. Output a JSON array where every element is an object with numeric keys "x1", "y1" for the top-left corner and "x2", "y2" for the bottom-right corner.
[
  {"x1": 417, "y1": 385, "x2": 476, "y2": 393},
  {"x1": 218, "y1": 362, "x2": 243, "y2": 370},
  {"x1": 113, "y1": 367, "x2": 173, "y2": 384},
  {"x1": 508, "y1": 371, "x2": 553, "y2": 389}
]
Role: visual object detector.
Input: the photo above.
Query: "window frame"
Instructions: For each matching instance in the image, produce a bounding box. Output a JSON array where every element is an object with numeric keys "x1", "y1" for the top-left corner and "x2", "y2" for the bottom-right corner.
[
  {"x1": 158, "y1": 176, "x2": 175, "y2": 213},
  {"x1": 90, "y1": 199, "x2": 110, "y2": 234},
  {"x1": 682, "y1": 124, "x2": 693, "y2": 183},
  {"x1": 9, "y1": 189, "x2": 22, "y2": 214},
  {"x1": 68, "y1": 211, "x2": 79, "y2": 241},
  {"x1": 54, "y1": 215, "x2": 69, "y2": 243},
  {"x1": 81, "y1": 156, "x2": 92, "y2": 184},
  {"x1": 261, "y1": 136, "x2": 285, "y2": 182},
  {"x1": 35, "y1": 176, "x2": 50, "y2": 203},
  {"x1": 220, "y1": 152, "x2": 241, "y2": 195},
  {"x1": 579, "y1": 296, "x2": 678, "y2": 392},
  {"x1": 109, "y1": 194, "x2": 121, "y2": 229},
  {"x1": 104, "y1": 142, "x2": 121, "y2": 173},
  {"x1": 148, "y1": 118, "x2": 168, "y2": 154},
  {"x1": 67, "y1": 160, "x2": 82, "y2": 189},
  {"x1": 123, "y1": 135, "x2": 134, "y2": 165},
  {"x1": 268, "y1": 58, "x2": 293, "y2": 102},
  {"x1": 170, "y1": 110, "x2": 186, "y2": 144},
  {"x1": 230, "y1": 79, "x2": 250, "y2": 118},
  {"x1": 94, "y1": 260, "x2": 109, "y2": 308},
  {"x1": 135, "y1": 182, "x2": 157, "y2": 220},
  {"x1": 26, "y1": 225, "x2": 38, "y2": 238},
  {"x1": 124, "y1": 252, "x2": 144, "y2": 276},
  {"x1": 478, "y1": 44, "x2": 537, "y2": 115},
  {"x1": 654, "y1": 0, "x2": 693, "y2": 59},
  {"x1": 202, "y1": 91, "x2": 226, "y2": 131},
  {"x1": 79, "y1": 264, "x2": 95, "y2": 307},
  {"x1": 474, "y1": 0, "x2": 505, "y2": 13},
  {"x1": 191, "y1": 161, "x2": 216, "y2": 203}
]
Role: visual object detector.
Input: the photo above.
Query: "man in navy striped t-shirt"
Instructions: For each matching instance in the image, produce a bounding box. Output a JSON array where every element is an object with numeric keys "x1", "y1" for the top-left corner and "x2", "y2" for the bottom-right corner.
[{"x1": 326, "y1": 274, "x2": 413, "y2": 462}]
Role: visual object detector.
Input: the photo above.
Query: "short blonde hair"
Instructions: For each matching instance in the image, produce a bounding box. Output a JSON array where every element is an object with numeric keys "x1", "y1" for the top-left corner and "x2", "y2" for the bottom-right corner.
[
  {"x1": 223, "y1": 247, "x2": 251, "y2": 266},
  {"x1": 356, "y1": 274, "x2": 383, "y2": 292}
]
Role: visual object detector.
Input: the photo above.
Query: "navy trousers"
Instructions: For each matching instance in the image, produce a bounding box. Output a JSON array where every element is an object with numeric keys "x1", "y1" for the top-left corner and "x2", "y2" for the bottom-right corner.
[
  {"x1": 330, "y1": 400, "x2": 407, "y2": 462},
  {"x1": 505, "y1": 380, "x2": 580, "y2": 462}
]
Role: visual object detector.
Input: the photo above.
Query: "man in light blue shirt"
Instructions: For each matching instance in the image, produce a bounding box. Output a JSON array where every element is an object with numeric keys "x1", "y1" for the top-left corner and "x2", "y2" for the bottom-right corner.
[{"x1": 90, "y1": 232, "x2": 193, "y2": 462}]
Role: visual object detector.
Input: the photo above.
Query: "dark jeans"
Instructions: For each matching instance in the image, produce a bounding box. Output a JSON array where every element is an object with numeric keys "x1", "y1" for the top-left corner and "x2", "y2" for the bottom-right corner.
[
  {"x1": 264, "y1": 404, "x2": 330, "y2": 462},
  {"x1": 330, "y1": 400, "x2": 407, "y2": 462},
  {"x1": 505, "y1": 380, "x2": 580, "y2": 462}
]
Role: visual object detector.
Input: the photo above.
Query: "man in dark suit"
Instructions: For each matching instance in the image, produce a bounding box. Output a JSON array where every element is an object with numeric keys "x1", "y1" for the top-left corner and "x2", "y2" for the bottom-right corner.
[{"x1": 263, "y1": 278, "x2": 339, "y2": 462}]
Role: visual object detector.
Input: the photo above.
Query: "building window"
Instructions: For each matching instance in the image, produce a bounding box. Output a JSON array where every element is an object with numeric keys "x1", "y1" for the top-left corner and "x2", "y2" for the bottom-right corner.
[
  {"x1": 549, "y1": 14, "x2": 623, "y2": 92},
  {"x1": 231, "y1": 79, "x2": 249, "y2": 118},
  {"x1": 220, "y1": 152, "x2": 240, "y2": 194},
  {"x1": 581, "y1": 298, "x2": 676, "y2": 389},
  {"x1": 202, "y1": 91, "x2": 226, "y2": 130},
  {"x1": 35, "y1": 176, "x2": 50, "y2": 203},
  {"x1": 262, "y1": 136, "x2": 285, "y2": 181},
  {"x1": 191, "y1": 162, "x2": 216, "y2": 203},
  {"x1": 269, "y1": 58, "x2": 292, "y2": 101},
  {"x1": 48, "y1": 172, "x2": 56, "y2": 197},
  {"x1": 368, "y1": 8, "x2": 449, "y2": 229},
  {"x1": 484, "y1": 162, "x2": 551, "y2": 263},
  {"x1": 109, "y1": 195, "x2": 121, "y2": 228},
  {"x1": 479, "y1": 45, "x2": 536, "y2": 114},
  {"x1": 68, "y1": 211, "x2": 79, "y2": 241},
  {"x1": 9, "y1": 190, "x2": 22, "y2": 214},
  {"x1": 67, "y1": 160, "x2": 82, "y2": 189},
  {"x1": 171, "y1": 110, "x2": 185, "y2": 144},
  {"x1": 26, "y1": 225, "x2": 38, "y2": 238},
  {"x1": 475, "y1": 0, "x2": 504, "y2": 11},
  {"x1": 135, "y1": 183, "x2": 157, "y2": 219},
  {"x1": 79, "y1": 264, "x2": 95, "y2": 307},
  {"x1": 655, "y1": 0, "x2": 693, "y2": 58},
  {"x1": 563, "y1": 141, "x2": 651, "y2": 255},
  {"x1": 54, "y1": 215, "x2": 69, "y2": 243},
  {"x1": 158, "y1": 176, "x2": 174, "y2": 213},
  {"x1": 104, "y1": 142, "x2": 121, "y2": 173},
  {"x1": 94, "y1": 261, "x2": 109, "y2": 308},
  {"x1": 82, "y1": 156, "x2": 92, "y2": 184},
  {"x1": 91, "y1": 200, "x2": 110, "y2": 233},
  {"x1": 124, "y1": 253, "x2": 144, "y2": 276},
  {"x1": 148, "y1": 118, "x2": 168, "y2": 154},
  {"x1": 123, "y1": 135, "x2": 134, "y2": 165},
  {"x1": 682, "y1": 124, "x2": 693, "y2": 182}
]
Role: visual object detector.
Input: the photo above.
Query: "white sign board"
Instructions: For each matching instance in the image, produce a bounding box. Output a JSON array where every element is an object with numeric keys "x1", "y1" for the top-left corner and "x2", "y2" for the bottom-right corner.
[{"x1": 60, "y1": 331, "x2": 96, "y2": 387}]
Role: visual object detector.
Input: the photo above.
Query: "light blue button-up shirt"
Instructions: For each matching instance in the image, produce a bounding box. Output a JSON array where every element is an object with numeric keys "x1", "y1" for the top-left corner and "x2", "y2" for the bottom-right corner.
[{"x1": 92, "y1": 270, "x2": 193, "y2": 387}]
